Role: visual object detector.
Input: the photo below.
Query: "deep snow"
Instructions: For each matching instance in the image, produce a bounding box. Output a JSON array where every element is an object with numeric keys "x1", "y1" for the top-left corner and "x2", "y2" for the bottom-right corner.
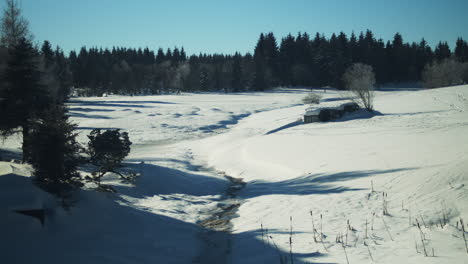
[{"x1": 1, "y1": 86, "x2": 468, "y2": 263}]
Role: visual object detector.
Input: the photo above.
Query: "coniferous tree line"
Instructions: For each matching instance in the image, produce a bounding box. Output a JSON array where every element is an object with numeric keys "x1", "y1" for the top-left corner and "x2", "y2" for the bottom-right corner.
[{"x1": 46, "y1": 30, "x2": 468, "y2": 96}]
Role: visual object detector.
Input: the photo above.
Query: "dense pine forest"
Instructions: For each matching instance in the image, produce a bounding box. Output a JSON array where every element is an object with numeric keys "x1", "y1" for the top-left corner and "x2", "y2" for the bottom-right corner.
[{"x1": 2, "y1": 30, "x2": 467, "y2": 97}]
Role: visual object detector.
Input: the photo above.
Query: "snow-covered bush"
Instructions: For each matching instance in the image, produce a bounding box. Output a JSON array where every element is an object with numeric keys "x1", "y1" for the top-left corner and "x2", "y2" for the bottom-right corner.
[
  {"x1": 302, "y1": 92, "x2": 322, "y2": 105},
  {"x1": 342, "y1": 63, "x2": 375, "y2": 111},
  {"x1": 422, "y1": 58, "x2": 467, "y2": 88}
]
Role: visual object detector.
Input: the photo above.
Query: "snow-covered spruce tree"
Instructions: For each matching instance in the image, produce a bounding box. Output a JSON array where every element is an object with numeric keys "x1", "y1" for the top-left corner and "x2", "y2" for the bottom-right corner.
[
  {"x1": 29, "y1": 104, "x2": 82, "y2": 198},
  {"x1": 87, "y1": 129, "x2": 132, "y2": 183},
  {"x1": 342, "y1": 63, "x2": 376, "y2": 111}
]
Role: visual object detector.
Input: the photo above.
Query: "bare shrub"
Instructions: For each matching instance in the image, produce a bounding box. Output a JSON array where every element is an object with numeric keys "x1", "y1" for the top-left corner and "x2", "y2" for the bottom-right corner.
[
  {"x1": 422, "y1": 58, "x2": 467, "y2": 88},
  {"x1": 302, "y1": 92, "x2": 322, "y2": 104},
  {"x1": 342, "y1": 63, "x2": 376, "y2": 111}
]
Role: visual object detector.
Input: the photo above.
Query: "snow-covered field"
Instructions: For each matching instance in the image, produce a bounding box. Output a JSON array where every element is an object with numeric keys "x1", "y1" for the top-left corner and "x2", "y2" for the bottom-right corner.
[{"x1": 1, "y1": 86, "x2": 468, "y2": 263}]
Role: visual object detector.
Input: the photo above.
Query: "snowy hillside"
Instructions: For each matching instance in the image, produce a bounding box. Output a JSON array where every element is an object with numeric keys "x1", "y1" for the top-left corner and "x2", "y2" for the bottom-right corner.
[
  {"x1": 1, "y1": 86, "x2": 468, "y2": 263},
  {"x1": 192, "y1": 85, "x2": 468, "y2": 263}
]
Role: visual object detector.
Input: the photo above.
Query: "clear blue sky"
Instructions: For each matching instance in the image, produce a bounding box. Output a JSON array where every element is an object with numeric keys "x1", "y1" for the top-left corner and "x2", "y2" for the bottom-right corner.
[{"x1": 7, "y1": 0, "x2": 468, "y2": 55}]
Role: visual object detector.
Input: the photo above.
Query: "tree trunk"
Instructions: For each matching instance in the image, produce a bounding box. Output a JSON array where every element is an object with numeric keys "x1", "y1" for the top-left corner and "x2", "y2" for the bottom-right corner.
[{"x1": 22, "y1": 124, "x2": 30, "y2": 163}]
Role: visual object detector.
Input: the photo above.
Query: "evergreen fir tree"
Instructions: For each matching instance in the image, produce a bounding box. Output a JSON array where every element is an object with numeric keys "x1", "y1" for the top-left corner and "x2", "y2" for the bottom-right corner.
[
  {"x1": 30, "y1": 104, "x2": 82, "y2": 198},
  {"x1": 0, "y1": 37, "x2": 51, "y2": 162},
  {"x1": 278, "y1": 34, "x2": 295, "y2": 86},
  {"x1": 253, "y1": 33, "x2": 267, "y2": 91},
  {"x1": 388, "y1": 33, "x2": 406, "y2": 82},
  {"x1": 414, "y1": 38, "x2": 433, "y2": 80},
  {"x1": 75, "y1": 46, "x2": 89, "y2": 88},
  {"x1": 434, "y1": 41, "x2": 451, "y2": 62},
  {"x1": 212, "y1": 63, "x2": 223, "y2": 91},
  {"x1": 349, "y1": 32, "x2": 358, "y2": 63},
  {"x1": 173, "y1": 47, "x2": 181, "y2": 64},
  {"x1": 40, "y1": 40, "x2": 60, "y2": 100},
  {"x1": 165, "y1": 48, "x2": 172, "y2": 61},
  {"x1": 180, "y1": 47, "x2": 187, "y2": 61},
  {"x1": 156, "y1": 48, "x2": 165, "y2": 63},
  {"x1": 455, "y1": 38, "x2": 468, "y2": 62},
  {"x1": 54, "y1": 47, "x2": 73, "y2": 100},
  {"x1": 328, "y1": 32, "x2": 348, "y2": 88},
  {"x1": 68, "y1": 50, "x2": 78, "y2": 79},
  {"x1": 253, "y1": 59, "x2": 266, "y2": 91},
  {"x1": 373, "y1": 38, "x2": 388, "y2": 83},
  {"x1": 231, "y1": 52, "x2": 243, "y2": 92},
  {"x1": 41, "y1": 40, "x2": 54, "y2": 69},
  {"x1": 142, "y1": 47, "x2": 155, "y2": 65}
]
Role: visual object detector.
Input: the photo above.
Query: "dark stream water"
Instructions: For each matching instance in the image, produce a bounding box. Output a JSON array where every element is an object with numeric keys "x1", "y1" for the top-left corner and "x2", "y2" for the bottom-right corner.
[{"x1": 193, "y1": 173, "x2": 246, "y2": 264}]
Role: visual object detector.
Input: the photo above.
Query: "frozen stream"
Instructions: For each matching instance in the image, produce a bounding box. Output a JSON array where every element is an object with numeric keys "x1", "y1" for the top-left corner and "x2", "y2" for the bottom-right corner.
[{"x1": 194, "y1": 173, "x2": 246, "y2": 263}]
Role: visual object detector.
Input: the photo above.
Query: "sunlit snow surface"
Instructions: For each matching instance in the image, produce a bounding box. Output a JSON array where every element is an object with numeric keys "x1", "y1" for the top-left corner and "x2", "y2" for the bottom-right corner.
[{"x1": 1, "y1": 87, "x2": 468, "y2": 263}]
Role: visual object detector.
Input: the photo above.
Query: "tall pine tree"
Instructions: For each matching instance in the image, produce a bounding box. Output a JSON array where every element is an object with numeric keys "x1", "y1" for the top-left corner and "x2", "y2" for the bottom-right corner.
[
  {"x1": 455, "y1": 38, "x2": 468, "y2": 62},
  {"x1": 253, "y1": 33, "x2": 267, "y2": 91},
  {"x1": 231, "y1": 52, "x2": 243, "y2": 92},
  {"x1": 0, "y1": 37, "x2": 51, "y2": 161},
  {"x1": 30, "y1": 104, "x2": 82, "y2": 198},
  {"x1": 434, "y1": 41, "x2": 451, "y2": 62}
]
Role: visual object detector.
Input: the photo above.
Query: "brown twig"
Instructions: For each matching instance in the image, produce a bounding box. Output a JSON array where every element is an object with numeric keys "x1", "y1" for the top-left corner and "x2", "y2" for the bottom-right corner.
[{"x1": 416, "y1": 219, "x2": 428, "y2": 256}]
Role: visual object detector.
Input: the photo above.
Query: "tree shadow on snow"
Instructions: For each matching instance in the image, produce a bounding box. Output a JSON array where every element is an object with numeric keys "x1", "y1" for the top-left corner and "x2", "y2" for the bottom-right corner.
[
  {"x1": 0, "y1": 180, "x2": 210, "y2": 264},
  {"x1": 68, "y1": 111, "x2": 113, "y2": 119},
  {"x1": 221, "y1": 89, "x2": 308, "y2": 96},
  {"x1": 380, "y1": 110, "x2": 451, "y2": 116},
  {"x1": 124, "y1": 157, "x2": 211, "y2": 173},
  {"x1": 111, "y1": 162, "x2": 229, "y2": 199},
  {"x1": 265, "y1": 120, "x2": 304, "y2": 135},
  {"x1": 0, "y1": 169, "x2": 336, "y2": 264},
  {"x1": 0, "y1": 148, "x2": 22, "y2": 161},
  {"x1": 69, "y1": 99, "x2": 175, "y2": 108},
  {"x1": 321, "y1": 97, "x2": 350, "y2": 102},
  {"x1": 68, "y1": 107, "x2": 116, "y2": 112},
  {"x1": 240, "y1": 168, "x2": 417, "y2": 199},
  {"x1": 198, "y1": 113, "x2": 251, "y2": 132},
  {"x1": 232, "y1": 228, "x2": 336, "y2": 264},
  {"x1": 91, "y1": 100, "x2": 177, "y2": 105},
  {"x1": 76, "y1": 126, "x2": 122, "y2": 131}
]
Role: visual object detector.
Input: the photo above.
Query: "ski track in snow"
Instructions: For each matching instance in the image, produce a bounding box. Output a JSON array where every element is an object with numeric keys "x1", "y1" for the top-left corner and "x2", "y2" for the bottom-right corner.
[{"x1": 2, "y1": 86, "x2": 468, "y2": 264}]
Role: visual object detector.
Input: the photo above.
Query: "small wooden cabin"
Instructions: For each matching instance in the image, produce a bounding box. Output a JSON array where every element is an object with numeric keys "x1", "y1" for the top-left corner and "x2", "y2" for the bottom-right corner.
[{"x1": 304, "y1": 109, "x2": 320, "y2": 123}]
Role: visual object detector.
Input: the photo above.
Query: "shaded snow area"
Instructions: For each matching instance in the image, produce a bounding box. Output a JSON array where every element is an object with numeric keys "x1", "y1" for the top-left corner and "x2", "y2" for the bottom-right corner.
[{"x1": 1, "y1": 86, "x2": 468, "y2": 263}]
